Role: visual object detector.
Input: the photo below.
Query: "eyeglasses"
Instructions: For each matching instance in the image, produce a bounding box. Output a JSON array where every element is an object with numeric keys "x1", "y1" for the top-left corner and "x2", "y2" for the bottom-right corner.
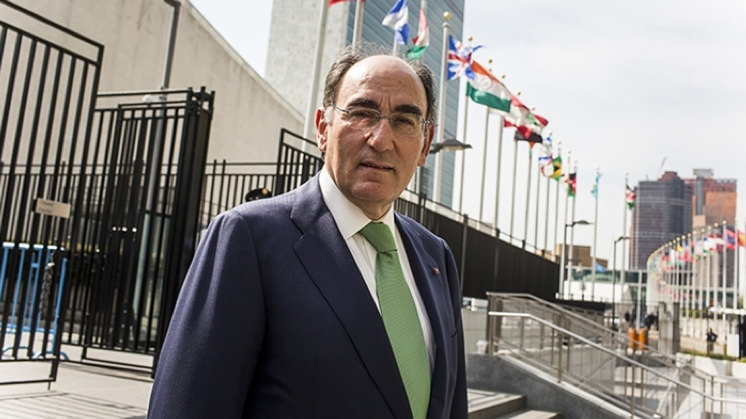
[{"x1": 333, "y1": 105, "x2": 429, "y2": 137}]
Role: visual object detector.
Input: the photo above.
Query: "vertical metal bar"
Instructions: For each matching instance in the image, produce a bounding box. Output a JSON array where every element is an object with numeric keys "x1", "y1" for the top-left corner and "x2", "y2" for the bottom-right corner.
[
  {"x1": 0, "y1": 27, "x2": 22, "y2": 156},
  {"x1": 630, "y1": 364, "x2": 636, "y2": 417},
  {"x1": 519, "y1": 315, "x2": 525, "y2": 350},
  {"x1": 557, "y1": 329, "x2": 563, "y2": 382}
]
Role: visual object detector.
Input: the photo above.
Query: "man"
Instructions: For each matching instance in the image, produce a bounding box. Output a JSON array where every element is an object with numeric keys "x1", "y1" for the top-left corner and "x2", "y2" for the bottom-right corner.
[{"x1": 148, "y1": 48, "x2": 467, "y2": 418}]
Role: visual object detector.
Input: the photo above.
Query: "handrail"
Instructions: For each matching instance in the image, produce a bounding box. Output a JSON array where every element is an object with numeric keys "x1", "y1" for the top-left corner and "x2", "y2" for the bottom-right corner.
[{"x1": 487, "y1": 311, "x2": 746, "y2": 418}]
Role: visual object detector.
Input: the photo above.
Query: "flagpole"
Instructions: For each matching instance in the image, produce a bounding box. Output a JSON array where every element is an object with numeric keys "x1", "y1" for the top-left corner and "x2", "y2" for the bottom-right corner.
[
  {"x1": 721, "y1": 221, "x2": 727, "y2": 348},
  {"x1": 687, "y1": 233, "x2": 693, "y2": 336},
  {"x1": 621, "y1": 172, "x2": 629, "y2": 314},
  {"x1": 737, "y1": 219, "x2": 741, "y2": 313},
  {"x1": 478, "y1": 107, "x2": 490, "y2": 222},
  {"x1": 352, "y1": 0, "x2": 365, "y2": 50},
  {"x1": 559, "y1": 149, "x2": 571, "y2": 298},
  {"x1": 302, "y1": 0, "x2": 330, "y2": 143},
  {"x1": 553, "y1": 141, "x2": 561, "y2": 260},
  {"x1": 591, "y1": 167, "x2": 600, "y2": 300},
  {"x1": 533, "y1": 153, "x2": 541, "y2": 252},
  {"x1": 523, "y1": 146, "x2": 533, "y2": 249},
  {"x1": 543, "y1": 168, "x2": 551, "y2": 257},
  {"x1": 458, "y1": 84, "x2": 469, "y2": 214},
  {"x1": 735, "y1": 218, "x2": 742, "y2": 311},
  {"x1": 568, "y1": 159, "x2": 577, "y2": 298},
  {"x1": 432, "y1": 12, "x2": 450, "y2": 204},
  {"x1": 493, "y1": 116, "x2": 504, "y2": 233},
  {"x1": 509, "y1": 137, "x2": 518, "y2": 244}
]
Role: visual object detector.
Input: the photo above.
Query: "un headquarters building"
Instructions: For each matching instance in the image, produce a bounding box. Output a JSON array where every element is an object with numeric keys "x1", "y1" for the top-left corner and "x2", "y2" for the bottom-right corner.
[{"x1": 266, "y1": 0, "x2": 466, "y2": 207}]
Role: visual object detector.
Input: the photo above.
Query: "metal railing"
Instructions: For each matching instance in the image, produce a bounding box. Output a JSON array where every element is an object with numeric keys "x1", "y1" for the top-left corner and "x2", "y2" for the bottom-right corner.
[
  {"x1": 487, "y1": 293, "x2": 716, "y2": 374},
  {"x1": 485, "y1": 296, "x2": 746, "y2": 418}
]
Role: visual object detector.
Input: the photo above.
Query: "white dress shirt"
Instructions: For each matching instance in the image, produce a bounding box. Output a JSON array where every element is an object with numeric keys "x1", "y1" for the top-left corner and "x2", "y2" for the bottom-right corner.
[{"x1": 318, "y1": 167, "x2": 434, "y2": 369}]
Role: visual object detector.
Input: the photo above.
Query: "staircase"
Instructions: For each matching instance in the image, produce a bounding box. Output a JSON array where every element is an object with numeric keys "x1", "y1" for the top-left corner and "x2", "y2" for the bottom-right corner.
[{"x1": 468, "y1": 389, "x2": 561, "y2": 419}]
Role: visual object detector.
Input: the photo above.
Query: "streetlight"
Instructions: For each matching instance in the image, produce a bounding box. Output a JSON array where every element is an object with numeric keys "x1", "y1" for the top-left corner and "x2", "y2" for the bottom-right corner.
[
  {"x1": 559, "y1": 219, "x2": 591, "y2": 299},
  {"x1": 611, "y1": 235, "x2": 630, "y2": 329},
  {"x1": 429, "y1": 138, "x2": 472, "y2": 154}
]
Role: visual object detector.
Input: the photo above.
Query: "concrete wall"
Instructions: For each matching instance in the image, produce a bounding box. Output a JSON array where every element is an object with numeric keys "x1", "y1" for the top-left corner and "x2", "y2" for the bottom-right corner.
[{"x1": 8, "y1": 0, "x2": 302, "y2": 163}]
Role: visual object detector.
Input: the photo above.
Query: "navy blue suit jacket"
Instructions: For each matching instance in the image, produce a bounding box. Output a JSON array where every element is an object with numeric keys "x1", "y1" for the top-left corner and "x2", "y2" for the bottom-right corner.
[{"x1": 148, "y1": 176, "x2": 467, "y2": 418}]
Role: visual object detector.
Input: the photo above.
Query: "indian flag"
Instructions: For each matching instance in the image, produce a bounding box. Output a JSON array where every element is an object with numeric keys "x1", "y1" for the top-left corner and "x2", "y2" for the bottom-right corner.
[{"x1": 466, "y1": 60, "x2": 512, "y2": 112}]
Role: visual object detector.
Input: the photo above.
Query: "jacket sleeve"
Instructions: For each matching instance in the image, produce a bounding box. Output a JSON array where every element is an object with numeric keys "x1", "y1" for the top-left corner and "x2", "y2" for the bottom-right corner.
[{"x1": 148, "y1": 210, "x2": 264, "y2": 418}]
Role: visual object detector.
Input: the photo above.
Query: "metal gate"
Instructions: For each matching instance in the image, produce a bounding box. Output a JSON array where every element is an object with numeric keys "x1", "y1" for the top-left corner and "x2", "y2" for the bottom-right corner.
[
  {"x1": 0, "y1": 0, "x2": 103, "y2": 385},
  {"x1": 59, "y1": 89, "x2": 213, "y2": 372}
]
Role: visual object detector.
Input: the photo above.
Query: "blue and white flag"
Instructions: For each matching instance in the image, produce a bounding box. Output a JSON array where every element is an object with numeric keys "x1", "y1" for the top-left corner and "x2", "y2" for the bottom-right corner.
[{"x1": 382, "y1": 0, "x2": 409, "y2": 45}]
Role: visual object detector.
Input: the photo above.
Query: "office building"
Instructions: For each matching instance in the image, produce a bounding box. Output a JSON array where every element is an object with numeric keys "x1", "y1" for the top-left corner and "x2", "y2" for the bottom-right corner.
[
  {"x1": 630, "y1": 171, "x2": 693, "y2": 269},
  {"x1": 684, "y1": 169, "x2": 737, "y2": 228}
]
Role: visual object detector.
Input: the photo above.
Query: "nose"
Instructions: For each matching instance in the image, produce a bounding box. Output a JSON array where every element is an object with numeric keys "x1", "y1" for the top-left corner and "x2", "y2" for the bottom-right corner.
[{"x1": 365, "y1": 117, "x2": 396, "y2": 151}]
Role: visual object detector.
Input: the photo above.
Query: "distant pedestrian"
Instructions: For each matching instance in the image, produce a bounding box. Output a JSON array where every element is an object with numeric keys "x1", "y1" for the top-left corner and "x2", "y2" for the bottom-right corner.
[{"x1": 706, "y1": 328, "x2": 717, "y2": 354}]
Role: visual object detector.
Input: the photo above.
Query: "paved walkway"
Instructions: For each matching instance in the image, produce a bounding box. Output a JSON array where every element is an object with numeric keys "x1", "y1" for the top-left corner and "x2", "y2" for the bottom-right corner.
[
  {"x1": 0, "y1": 361, "x2": 151, "y2": 418},
  {"x1": 0, "y1": 358, "x2": 496, "y2": 418}
]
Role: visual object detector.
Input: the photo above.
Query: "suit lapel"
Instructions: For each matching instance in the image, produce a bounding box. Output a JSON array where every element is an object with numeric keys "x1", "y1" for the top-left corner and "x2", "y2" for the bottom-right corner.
[
  {"x1": 395, "y1": 215, "x2": 451, "y2": 419},
  {"x1": 291, "y1": 177, "x2": 413, "y2": 418}
]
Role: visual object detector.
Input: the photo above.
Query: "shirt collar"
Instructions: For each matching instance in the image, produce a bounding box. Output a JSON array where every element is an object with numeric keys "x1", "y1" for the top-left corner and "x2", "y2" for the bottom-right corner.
[{"x1": 319, "y1": 166, "x2": 396, "y2": 240}]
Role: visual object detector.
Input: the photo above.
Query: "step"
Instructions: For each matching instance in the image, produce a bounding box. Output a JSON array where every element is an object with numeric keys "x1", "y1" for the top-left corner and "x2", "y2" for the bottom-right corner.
[
  {"x1": 468, "y1": 390, "x2": 525, "y2": 419},
  {"x1": 496, "y1": 409, "x2": 562, "y2": 419}
]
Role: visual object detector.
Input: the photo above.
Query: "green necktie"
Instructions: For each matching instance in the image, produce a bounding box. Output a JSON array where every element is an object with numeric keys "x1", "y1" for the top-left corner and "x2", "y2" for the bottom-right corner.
[{"x1": 359, "y1": 222, "x2": 430, "y2": 419}]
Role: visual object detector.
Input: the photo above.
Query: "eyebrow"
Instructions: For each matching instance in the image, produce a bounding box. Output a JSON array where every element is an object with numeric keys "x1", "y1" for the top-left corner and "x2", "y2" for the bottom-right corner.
[{"x1": 344, "y1": 98, "x2": 424, "y2": 117}]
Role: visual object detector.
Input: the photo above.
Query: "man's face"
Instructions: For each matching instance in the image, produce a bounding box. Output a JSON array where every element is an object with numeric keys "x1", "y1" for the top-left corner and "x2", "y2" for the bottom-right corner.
[{"x1": 316, "y1": 56, "x2": 434, "y2": 220}]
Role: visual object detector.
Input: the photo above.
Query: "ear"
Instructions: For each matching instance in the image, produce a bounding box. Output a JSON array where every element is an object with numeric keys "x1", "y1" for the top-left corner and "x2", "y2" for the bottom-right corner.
[
  {"x1": 315, "y1": 107, "x2": 329, "y2": 152},
  {"x1": 417, "y1": 123, "x2": 435, "y2": 166}
]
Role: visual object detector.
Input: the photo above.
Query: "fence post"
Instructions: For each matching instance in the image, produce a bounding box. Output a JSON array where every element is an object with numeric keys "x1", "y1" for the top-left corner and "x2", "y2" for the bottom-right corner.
[{"x1": 459, "y1": 213, "x2": 469, "y2": 297}]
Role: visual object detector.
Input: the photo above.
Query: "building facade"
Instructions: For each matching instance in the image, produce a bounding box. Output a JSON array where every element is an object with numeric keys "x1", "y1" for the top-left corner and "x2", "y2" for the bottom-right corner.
[
  {"x1": 630, "y1": 171, "x2": 693, "y2": 269},
  {"x1": 265, "y1": 0, "x2": 466, "y2": 207},
  {"x1": 684, "y1": 168, "x2": 737, "y2": 228}
]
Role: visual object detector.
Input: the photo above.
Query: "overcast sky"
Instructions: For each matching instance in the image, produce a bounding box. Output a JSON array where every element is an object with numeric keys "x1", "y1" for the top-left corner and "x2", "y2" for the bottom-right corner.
[{"x1": 189, "y1": 0, "x2": 746, "y2": 263}]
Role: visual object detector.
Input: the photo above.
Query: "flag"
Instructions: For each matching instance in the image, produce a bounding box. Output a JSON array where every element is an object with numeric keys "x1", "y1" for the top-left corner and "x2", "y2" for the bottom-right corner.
[
  {"x1": 502, "y1": 95, "x2": 548, "y2": 139},
  {"x1": 536, "y1": 141, "x2": 553, "y2": 176},
  {"x1": 406, "y1": 5, "x2": 428, "y2": 59},
  {"x1": 591, "y1": 172, "x2": 602, "y2": 199},
  {"x1": 447, "y1": 35, "x2": 481, "y2": 80},
  {"x1": 513, "y1": 129, "x2": 543, "y2": 145},
  {"x1": 563, "y1": 172, "x2": 577, "y2": 197},
  {"x1": 625, "y1": 185, "x2": 635, "y2": 209},
  {"x1": 739, "y1": 230, "x2": 745, "y2": 247},
  {"x1": 725, "y1": 229, "x2": 737, "y2": 250},
  {"x1": 550, "y1": 155, "x2": 562, "y2": 180},
  {"x1": 382, "y1": 0, "x2": 409, "y2": 45},
  {"x1": 466, "y1": 60, "x2": 512, "y2": 112},
  {"x1": 537, "y1": 136, "x2": 561, "y2": 180}
]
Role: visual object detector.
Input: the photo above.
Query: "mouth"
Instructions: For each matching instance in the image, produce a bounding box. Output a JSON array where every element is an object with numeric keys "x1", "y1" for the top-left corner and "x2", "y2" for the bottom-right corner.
[{"x1": 360, "y1": 160, "x2": 394, "y2": 172}]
